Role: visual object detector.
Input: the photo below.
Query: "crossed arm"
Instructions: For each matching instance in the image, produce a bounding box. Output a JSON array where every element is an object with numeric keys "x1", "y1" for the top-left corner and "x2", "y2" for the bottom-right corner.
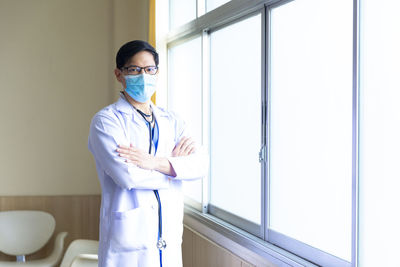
[{"x1": 116, "y1": 136, "x2": 196, "y2": 177}]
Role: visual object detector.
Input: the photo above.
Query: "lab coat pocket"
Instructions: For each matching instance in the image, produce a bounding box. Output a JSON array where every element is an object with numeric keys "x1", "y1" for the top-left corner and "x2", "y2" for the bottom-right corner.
[{"x1": 110, "y1": 206, "x2": 157, "y2": 252}]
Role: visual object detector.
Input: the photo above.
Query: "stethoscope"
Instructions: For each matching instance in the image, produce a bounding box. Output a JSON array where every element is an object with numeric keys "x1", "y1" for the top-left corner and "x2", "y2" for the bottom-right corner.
[{"x1": 135, "y1": 107, "x2": 166, "y2": 266}]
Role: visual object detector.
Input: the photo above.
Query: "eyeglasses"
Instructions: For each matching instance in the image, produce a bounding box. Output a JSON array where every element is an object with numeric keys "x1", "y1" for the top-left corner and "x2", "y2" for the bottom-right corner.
[{"x1": 120, "y1": 65, "x2": 158, "y2": 75}]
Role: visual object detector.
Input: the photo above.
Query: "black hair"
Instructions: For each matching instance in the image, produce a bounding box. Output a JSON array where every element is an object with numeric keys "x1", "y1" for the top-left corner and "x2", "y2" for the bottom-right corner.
[{"x1": 116, "y1": 40, "x2": 159, "y2": 69}]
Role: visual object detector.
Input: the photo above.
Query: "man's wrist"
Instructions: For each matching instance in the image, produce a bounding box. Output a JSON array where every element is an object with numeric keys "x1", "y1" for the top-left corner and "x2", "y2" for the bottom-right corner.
[{"x1": 153, "y1": 156, "x2": 176, "y2": 177}]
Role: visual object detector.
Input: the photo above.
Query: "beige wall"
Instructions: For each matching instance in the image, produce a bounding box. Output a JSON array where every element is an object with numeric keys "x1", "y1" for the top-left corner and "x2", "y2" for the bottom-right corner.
[
  {"x1": 112, "y1": 0, "x2": 149, "y2": 101},
  {"x1": 0, "y1": 0, "x2": 149, "y2": 196}
]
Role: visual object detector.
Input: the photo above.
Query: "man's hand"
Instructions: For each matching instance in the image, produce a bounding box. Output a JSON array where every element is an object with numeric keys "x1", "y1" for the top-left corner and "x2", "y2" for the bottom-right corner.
[
  {"x1": 117, "y1": 144, "x2": 155, "y2": 170},
  {"x1": 172, "y1": 137, "x2": 196, "y2": 157}
]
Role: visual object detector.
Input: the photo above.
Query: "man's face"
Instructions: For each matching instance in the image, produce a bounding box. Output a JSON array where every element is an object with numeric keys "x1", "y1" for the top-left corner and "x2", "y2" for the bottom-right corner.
[{"x1": 114, "y1": 50, "x2": 157, "y2": 89}]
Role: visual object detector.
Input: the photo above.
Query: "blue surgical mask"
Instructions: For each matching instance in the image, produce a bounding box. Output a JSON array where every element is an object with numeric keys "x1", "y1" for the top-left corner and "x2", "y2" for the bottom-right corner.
[{"x1": 124, "y1": 74, "x2": 157, "y2": 103}]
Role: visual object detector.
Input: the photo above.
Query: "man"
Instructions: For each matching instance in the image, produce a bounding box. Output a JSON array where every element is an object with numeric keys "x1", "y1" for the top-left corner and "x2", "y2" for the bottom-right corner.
[{"x1": 88, "y1": 40, "x2": 207, "y2": 267}]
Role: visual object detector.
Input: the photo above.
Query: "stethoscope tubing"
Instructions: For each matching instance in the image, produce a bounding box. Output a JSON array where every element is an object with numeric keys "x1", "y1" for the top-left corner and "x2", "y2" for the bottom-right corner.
[{"x1": 135, "y1": 108, "x2": 166, "y2": 254}]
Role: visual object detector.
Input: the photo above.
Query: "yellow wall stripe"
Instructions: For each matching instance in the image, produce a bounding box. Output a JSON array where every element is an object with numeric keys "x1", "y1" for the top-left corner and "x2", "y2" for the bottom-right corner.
[{"x1": 149, "y1": 0, "x2": 157, "y2": 104}]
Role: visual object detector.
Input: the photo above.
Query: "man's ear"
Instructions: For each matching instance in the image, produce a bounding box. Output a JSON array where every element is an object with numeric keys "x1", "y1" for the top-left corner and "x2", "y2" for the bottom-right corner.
[{"x1": 114, "y1": 68, "x2": 124, "y2": 83}]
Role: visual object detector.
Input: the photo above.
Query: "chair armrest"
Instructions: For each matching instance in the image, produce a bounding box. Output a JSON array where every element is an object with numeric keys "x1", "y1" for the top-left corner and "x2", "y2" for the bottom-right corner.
[{"x1": 70, "y1": 254, "x2": 98, "y2": 267}]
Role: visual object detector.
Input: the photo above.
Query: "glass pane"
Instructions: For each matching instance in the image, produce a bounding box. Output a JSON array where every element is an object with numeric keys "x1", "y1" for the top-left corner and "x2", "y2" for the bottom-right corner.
[
  {"x1": 269, "y1": 0, "x2": 352, "y2": 261},
  {"x1": 168, "y1": 37, "x2": 203, "y2": 204},
  {"x1": 359, "y1": 1, "x2": 400, "y2": 266},
  {"x1": 169, "y1": 0, "x2": 197, "y2": 29},
  {"x1": 206, "y1": 0, "x2": 230, "y2": 12},
  {"x1": 209, "y1": 14, "x2": 262, "y2": 225}
]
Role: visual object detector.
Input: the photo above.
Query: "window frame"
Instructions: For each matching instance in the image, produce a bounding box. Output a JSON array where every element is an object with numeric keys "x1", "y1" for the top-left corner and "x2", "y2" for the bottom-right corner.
[
  {"x1": 206, "y1": 9, "x2": 265, "y2": 239},
  {"x1": 160, "y1": 0, "x2": 360, "y2": 266},
  {"x1": 264, "y1": 0, "x2": 358, "y2": 266}
]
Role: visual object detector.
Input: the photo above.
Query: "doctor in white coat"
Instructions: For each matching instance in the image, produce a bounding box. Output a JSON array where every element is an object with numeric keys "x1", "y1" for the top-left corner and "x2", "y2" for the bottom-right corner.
[{"x1": 88, "y1": 40, "x2": 208, "y2": 267}]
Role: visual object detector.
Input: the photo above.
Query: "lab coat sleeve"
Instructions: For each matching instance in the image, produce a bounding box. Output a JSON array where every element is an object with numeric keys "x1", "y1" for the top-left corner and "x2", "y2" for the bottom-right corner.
[
  {"x1": 167, "y1": 114, "x2": 209, "y2": 180},
  {"x1": 88, "y1": 114, "x2": 169, "y2": 190}
]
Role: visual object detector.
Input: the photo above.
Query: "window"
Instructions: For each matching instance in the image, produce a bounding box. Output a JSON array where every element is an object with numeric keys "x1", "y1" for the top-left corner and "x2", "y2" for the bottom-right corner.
[
  {"x1": 359, "y1": 0, "x2": 400, "y2": 266},
  {"x1": 168, "y1": 36, "x2": 203, "y2": 206},
  {"x1": 169, "y1": 0, "x2": 197, "y2": 29},
  {"x1": 206, "y1": 0, "x2": 230, "y2": 12},
  {"x1": 157, "y1": 0, "x2": 400, "y2": 265},
  {"x1": 209, "y1": 14, "x2": 262, "y2": 230},
  {"x1": 269, "y1": 0, "x2": 352, "y2": 263}
]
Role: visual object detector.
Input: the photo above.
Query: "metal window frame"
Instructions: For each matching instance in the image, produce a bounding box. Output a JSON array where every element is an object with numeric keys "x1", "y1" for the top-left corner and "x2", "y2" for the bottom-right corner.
[
  {"x1": 208, "y1": 204, "x2": 263, "y2": 237},
  {"x1": 263, "y1": 0, "x2": 358, "y2": 266},
  {"x1": 269, "y1": 230, "x2": 351, "y2": 267},
  {"x1": 352, "y1": 0, "x2": 360, "y2": 266},
  {"x1": 185, "y1": 205, "x2": 317, "y2": 267},
  {"x1": 201, "y1": 27, "x2": 211, "y2": 214},
  {"x1": 164, "y1": 0, "x2": 360, "y2": 266},
  {"x1": 206, "y1": 8, "x2": 265, "y2": 239},
  {"x1": 167, "y1": 0, "x2": 277, "y2": 44}
]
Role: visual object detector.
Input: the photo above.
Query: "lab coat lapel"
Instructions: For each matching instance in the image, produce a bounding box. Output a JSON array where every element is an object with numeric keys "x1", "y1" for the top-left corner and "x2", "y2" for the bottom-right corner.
[
  {"x1": 114, "y1": 93, "x2": 144, "y2": 125},
  {"x1": 115, "y1": 95, "x2": 152, "y2": 150}
]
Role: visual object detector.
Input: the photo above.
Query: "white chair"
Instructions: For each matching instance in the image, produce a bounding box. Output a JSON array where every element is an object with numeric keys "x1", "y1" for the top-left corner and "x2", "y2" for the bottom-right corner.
[
  {"x1": 70, "y1": 254, "x2": 98, "y2": 267},
  {"x1": 0, "y1": 210, "x2": 67, "y2": 267},
  {"x1": 60, "y1": 239, "x2": 98, "y2": 267}
]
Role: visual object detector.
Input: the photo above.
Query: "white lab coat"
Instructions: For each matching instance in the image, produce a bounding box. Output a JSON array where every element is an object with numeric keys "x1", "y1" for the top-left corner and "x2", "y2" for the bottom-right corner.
[{"x1": 88, "y1": 95, "x2": 208, "y2": 267}]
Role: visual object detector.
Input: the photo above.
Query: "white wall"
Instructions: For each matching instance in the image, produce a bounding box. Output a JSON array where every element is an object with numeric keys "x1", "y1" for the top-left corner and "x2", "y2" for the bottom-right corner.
[{"x1": 0, "y1": 0, "x2": 149, "y2": 195}]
